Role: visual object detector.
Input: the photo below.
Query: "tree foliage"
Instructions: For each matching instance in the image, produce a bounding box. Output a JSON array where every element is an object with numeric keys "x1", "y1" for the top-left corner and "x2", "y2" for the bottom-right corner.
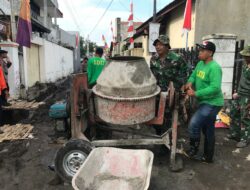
[{"x1": 80, "y1": 36, "x2": 97, "y2": 58}]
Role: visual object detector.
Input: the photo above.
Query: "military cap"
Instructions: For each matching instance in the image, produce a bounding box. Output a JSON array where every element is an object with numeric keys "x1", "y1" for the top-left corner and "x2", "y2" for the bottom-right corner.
[
  {"x1": 153, "y1": 35, "x2": 170, "y2": 46},
  {"x1": 240, "y1": 45, "x2": 250, "y2": 57}
]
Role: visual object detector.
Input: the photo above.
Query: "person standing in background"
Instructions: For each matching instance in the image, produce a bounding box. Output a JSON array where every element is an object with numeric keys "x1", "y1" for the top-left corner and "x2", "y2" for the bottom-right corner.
[
  {"x1": 0, "y1": 49, "x2": 12, "y2": 106},
  {"x1": 87, "y1": 47, "x2": 106, "y2": 88},
  {"x1": 228, "y1": 45, "x2": 250, "y2": 148}
]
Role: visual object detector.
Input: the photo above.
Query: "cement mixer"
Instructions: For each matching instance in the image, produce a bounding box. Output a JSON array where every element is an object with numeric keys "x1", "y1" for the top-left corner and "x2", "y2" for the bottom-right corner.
[{"x1": 51, "y1": 56, "x2": 185, "y2": 183}]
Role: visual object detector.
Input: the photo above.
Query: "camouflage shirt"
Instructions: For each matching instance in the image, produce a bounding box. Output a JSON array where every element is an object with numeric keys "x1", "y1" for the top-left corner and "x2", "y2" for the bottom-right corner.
[
  {"x1": 150, "y1": 52, "x2": 188, "y2": 91},
  {"x1": 238, "y1": 63, "x2": 250, "y2": 97}
]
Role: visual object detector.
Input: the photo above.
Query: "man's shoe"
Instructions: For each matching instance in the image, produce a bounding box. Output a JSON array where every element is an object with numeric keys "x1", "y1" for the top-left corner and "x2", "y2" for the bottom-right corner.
[
  {"x1": 236, "y1": 140, "x2": 248, "y2": 148},
  {"x1": 185, "y1": 138, "x2": 200, "y2": 158},
  {"x1": 200, "y1": 155, "x2": 213, "y2": 163},
  {"x1": 186, "y1": 148, "x2": 198, "y2": 158},
  {"x1": 189, "y1": 153, "x2": 213, "y2": 163}
]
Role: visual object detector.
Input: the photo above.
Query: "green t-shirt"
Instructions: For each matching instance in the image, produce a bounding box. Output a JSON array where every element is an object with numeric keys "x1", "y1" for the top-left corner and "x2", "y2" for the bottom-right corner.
[
  {"x1": 87, "y1": 57, "x2": 106, "y2": 86},
  {"x1": 188, "y1": 60, "x2": 224, "y2": 106}
]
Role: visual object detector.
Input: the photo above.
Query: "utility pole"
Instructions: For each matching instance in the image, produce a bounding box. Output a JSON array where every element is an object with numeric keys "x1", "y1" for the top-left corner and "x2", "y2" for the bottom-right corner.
[
  {"x1": 10, "y1": 0, "x2": 17, "y2": 42},
  {"x1": 153, "y1": 0, "x2": 157, "y2": 22}
]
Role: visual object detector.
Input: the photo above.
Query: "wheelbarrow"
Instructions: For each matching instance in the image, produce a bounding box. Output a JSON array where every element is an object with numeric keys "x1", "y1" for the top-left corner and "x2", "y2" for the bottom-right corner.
[{"x1": 72, "y1": 147, "x2": 154, "y2": 190}]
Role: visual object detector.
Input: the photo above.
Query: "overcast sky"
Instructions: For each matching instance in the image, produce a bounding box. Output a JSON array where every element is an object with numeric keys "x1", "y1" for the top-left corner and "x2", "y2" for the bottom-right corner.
[{"x1": 57, "y1": 0, "x2": 173, "y2": 45}]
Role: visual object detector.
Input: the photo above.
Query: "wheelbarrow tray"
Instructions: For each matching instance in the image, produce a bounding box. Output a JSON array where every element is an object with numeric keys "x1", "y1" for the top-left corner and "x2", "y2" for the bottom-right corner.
[{"x1": 72, "y1": 147, "x2": 154, "y2": 190}]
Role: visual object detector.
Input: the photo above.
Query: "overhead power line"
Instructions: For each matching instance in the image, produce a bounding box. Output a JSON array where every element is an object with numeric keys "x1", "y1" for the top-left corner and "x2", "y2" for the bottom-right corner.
[
  {"x1": 64, "y1": 0, "x2": 82, "y2": 32},
  {"x1": 69, "y1": 1, "x2": 82, "y2": 21},
  {"x1": 81, "y1": 0, "x2": 105, "y2": 26},
  {"x1": 88, "y1": 0, "x2": 114, "y2": 36}
]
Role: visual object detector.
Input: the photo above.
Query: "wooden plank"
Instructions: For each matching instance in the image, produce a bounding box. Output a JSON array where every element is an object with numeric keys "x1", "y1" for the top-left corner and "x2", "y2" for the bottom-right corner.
[
  {"x1": 0, "y1": 124, "x2": 33, "y2": 143},
  {"x1": 2, "y1": 100, "x2": 45, "y2": 110}
]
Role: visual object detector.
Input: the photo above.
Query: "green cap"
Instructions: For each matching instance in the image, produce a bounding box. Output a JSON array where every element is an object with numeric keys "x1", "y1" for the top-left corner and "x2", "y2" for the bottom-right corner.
[
  {"x1": 153, "y1": 35, "x2": 170, "y2": 46},
  {"x1": 240, "y1": 45, "x2": 250, "y2": 57}
]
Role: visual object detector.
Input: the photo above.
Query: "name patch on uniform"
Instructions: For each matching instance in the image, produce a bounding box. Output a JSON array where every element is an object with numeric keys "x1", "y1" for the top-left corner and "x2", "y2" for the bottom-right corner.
[
  {"x1": 94, "y1": 60, "x2": 105, "y2": 65},
  {"x1": 197, "y1": 71, "x2": 205, "y2": 79}
]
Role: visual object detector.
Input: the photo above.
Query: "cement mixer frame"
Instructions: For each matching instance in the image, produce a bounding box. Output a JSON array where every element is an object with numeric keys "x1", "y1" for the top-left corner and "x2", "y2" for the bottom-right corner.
[{"x1": 55, "y1": 73, "x2": 185, "y2": 182}]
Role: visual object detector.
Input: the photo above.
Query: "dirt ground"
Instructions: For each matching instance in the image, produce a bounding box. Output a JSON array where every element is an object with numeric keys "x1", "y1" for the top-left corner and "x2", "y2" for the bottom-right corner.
[{"x1": 0, "y1": 79, "x2": 250, "y2": 190}]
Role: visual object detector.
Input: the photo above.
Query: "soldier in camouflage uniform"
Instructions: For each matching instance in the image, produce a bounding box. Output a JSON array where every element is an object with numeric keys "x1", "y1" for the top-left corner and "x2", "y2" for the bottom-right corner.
[
  {"x1": 150, "y1": 35, "x2": 188, "y2": 133},
  {"x1": 229, "y1": 45, "x2": 250, "y2": 148},
  {"x1": 228, "y1": 99, "x2": 241, "y2": 141},
  {"x1": 150, "y1": 35, "x2": 188, "y2": 92}
]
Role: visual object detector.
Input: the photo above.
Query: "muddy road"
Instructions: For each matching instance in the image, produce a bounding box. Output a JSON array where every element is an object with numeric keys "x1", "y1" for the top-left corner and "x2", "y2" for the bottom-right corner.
[{"x1": 0, "y1": 79, "x2": 249, "y2": 190}]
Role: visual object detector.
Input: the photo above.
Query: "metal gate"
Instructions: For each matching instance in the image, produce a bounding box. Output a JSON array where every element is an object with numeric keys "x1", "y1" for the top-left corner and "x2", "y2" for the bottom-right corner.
[{"x1": 232, "y1": 40, "x2": 245, "y2": 94}]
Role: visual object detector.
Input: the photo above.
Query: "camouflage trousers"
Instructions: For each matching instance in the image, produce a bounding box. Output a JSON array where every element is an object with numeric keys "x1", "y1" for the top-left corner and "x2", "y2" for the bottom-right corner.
[{"x1": 229, "y1": 97, "x2": 250, "y2": 141}]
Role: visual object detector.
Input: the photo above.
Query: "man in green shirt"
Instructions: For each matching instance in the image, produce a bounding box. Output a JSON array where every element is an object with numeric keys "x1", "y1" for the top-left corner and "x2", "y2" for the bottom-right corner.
[
  {"x1": 87, "y1": 47, "x2": 106, "y2": 88},
  {"x1": 183, "y1": 41, "x2": 224, "y2": 163}
]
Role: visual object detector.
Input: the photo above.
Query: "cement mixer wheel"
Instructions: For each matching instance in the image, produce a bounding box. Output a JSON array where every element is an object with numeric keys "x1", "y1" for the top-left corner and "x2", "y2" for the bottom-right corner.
[{"x1": 55, "y1": 139, "x2": 93, "y2": 182}]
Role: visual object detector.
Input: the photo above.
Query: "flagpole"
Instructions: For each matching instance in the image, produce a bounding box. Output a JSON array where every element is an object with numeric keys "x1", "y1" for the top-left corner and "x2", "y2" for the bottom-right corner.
[
  {"x1": 10, "y1": 0, "x2": 17, "y2": 41},
  {"x1": 153, "y1": 0, "x2": 157, "y2": 22},
  {"x1": 185, "y1": 31, "x2": 189, "y2": 50}
]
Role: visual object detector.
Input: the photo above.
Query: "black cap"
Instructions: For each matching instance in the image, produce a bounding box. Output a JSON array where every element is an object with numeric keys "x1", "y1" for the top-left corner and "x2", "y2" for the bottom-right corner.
[
  {"x1": 196, "y1": 41, "x2": 216, "y2": 53},
  {"x1": 95, "y1": 47, "x2": 104, "y2": 56},
  {"x1": 0, "y1": 49, "x2": 8, "y2": 54}
]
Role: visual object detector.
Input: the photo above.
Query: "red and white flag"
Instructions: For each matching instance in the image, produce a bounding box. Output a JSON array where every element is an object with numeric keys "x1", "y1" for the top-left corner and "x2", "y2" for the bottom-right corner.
[
  {"x1": 127, "y1": 0, "x2": 134, "y2": 47},
  {"x1": 110, "y1": 21, "x2": 115, "y2": 42},
  {"x1": 182, "y1": 0, "x2": 192, "y2": 32},
  {"x1": 102, "y1": 34, "x2": 108, "y2": 49},
  {"x1": 182, "y1": 0, "x2": 192, "y2": 49},
  {"x1": 75, "y1": 33, "x2": 79, "y2": 49}
]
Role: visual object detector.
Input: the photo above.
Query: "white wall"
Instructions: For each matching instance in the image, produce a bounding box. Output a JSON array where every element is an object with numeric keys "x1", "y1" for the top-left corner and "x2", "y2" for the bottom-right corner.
[
  {"x1": 195, "y1": 0, "x2": 250, "y2": 45},
  {"x1": 0, "y1": 0, "x2": 11, "y2": 15},
  {"x1": 42, "y1": 40, "x2": 73, "y2": 82},
  {"x1": 23, "y1": 36, "x2": 73, "y2": 88}
]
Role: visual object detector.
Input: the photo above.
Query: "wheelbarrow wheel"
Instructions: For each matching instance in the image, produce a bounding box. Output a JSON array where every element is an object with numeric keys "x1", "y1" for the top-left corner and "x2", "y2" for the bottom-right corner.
[{"x1": 55, "y1": 139, "x2": 93, "y2": 182}]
